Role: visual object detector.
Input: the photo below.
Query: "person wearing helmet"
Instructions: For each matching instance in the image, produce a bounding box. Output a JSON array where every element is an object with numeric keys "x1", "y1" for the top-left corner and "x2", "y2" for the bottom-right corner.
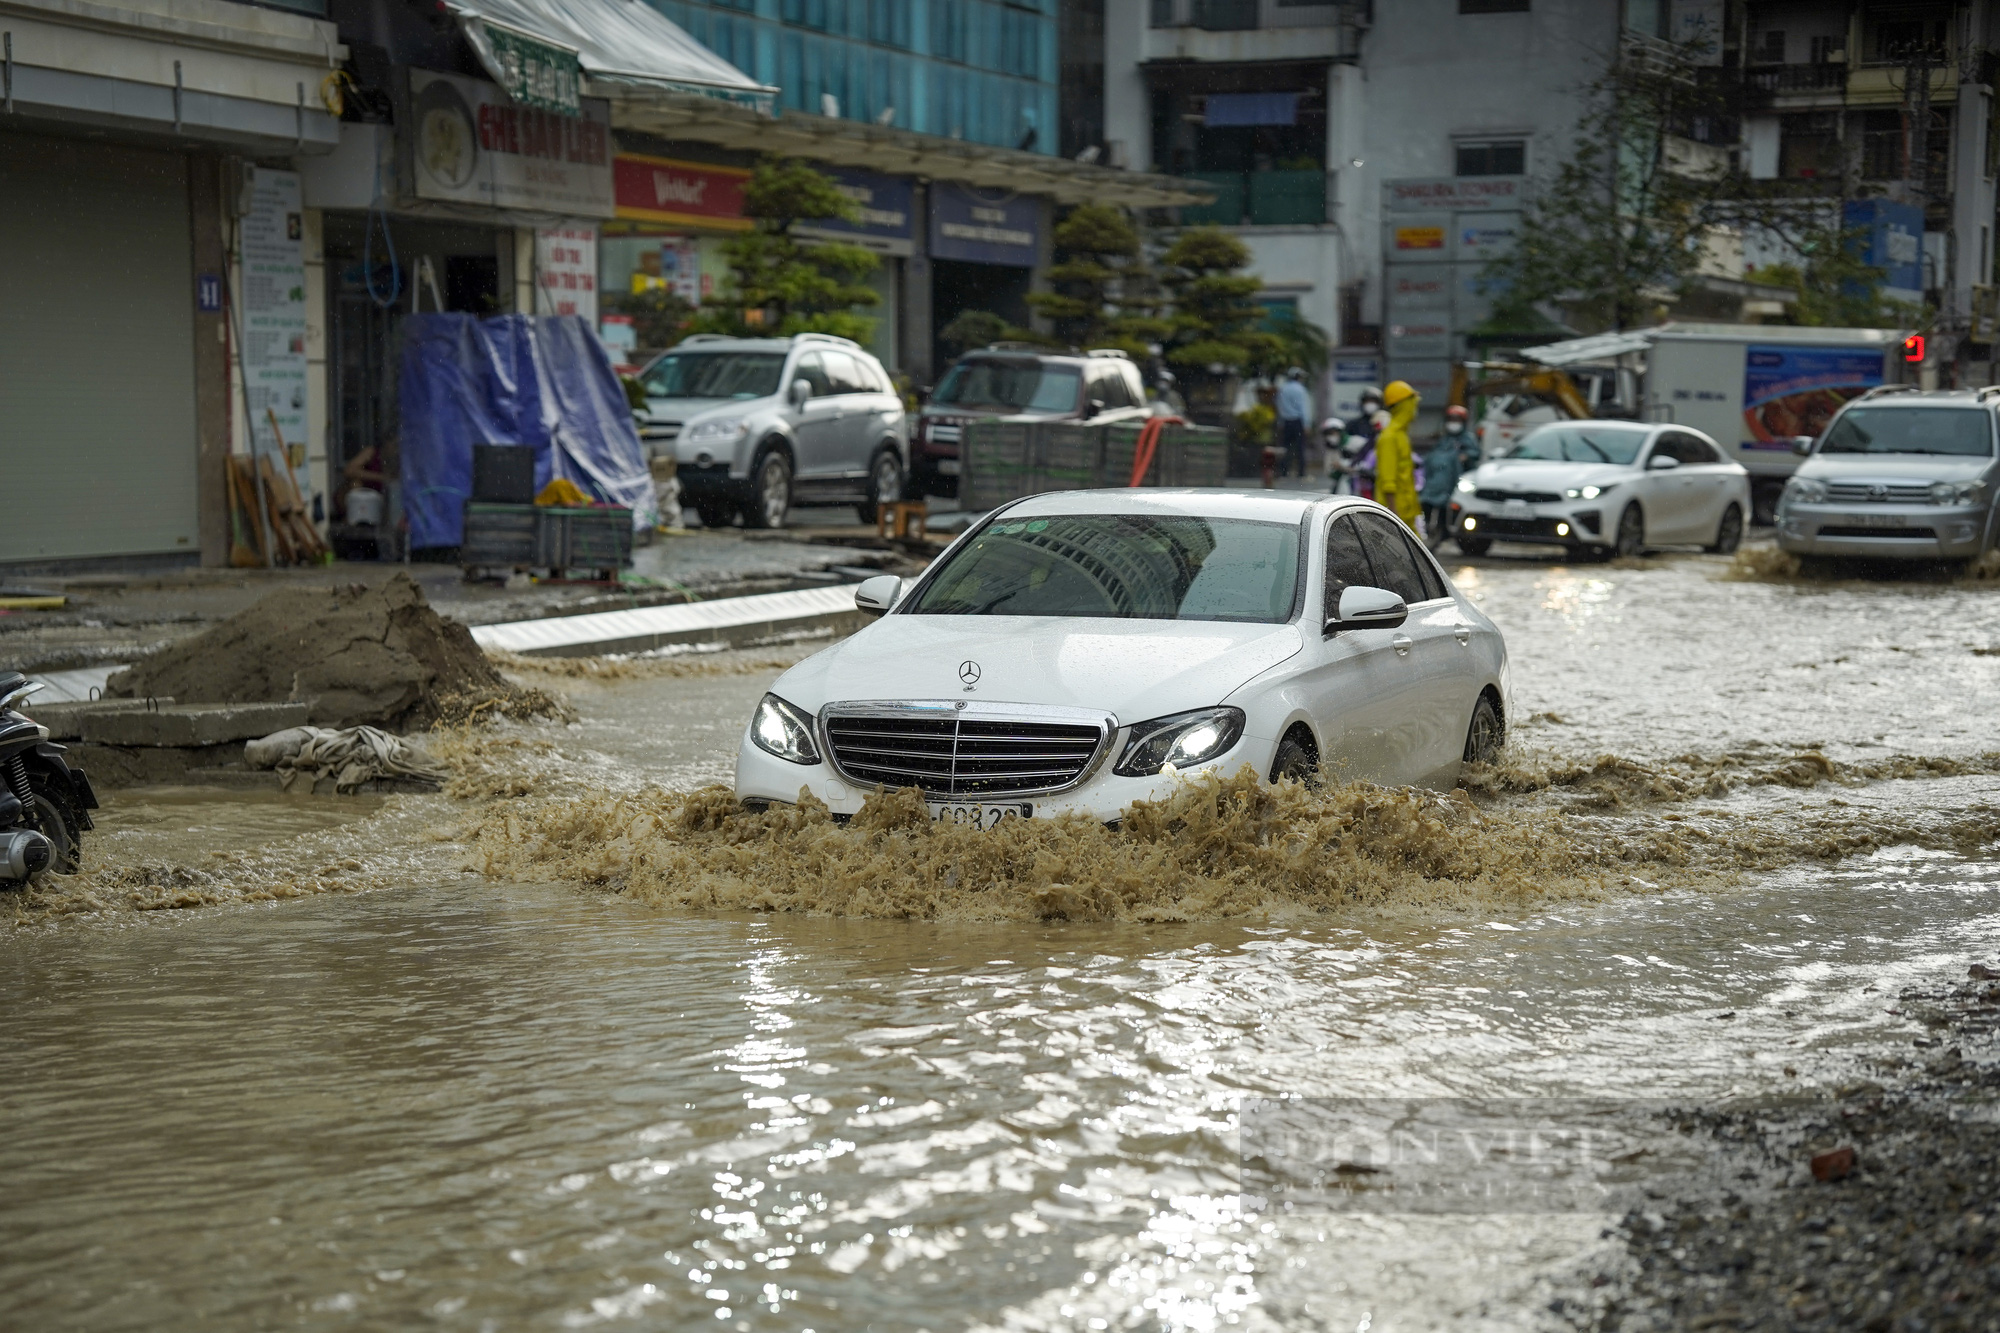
[
  {"x1": 1374, "y1": 380, "x2": 1422, "y2": 530},
  {"x1": 1420, "y1": 403, "x2": 1478, "y2": 546},
  {"x1": 1276, "y1": 367, "x2": 1311, "y2": 479},
  {"x1": 1321, "y1": 417, "x2": 1352, "y2": 493},
  {"x1": 1346, "y1": 387, "x2": 1384, "y2": 452}
]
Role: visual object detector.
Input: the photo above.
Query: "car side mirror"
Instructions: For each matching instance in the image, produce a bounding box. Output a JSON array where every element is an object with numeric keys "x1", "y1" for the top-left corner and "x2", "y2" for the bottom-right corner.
[
  {"x1": 789, "y1": 378, "x2": 812, "y2": 406},
  {"x1": 854, "y1": 574, "x2": 903, "y2": 617},
  {"x1": 1791, "y1": 435, "x2": 1815, "y2": 457},
  {"x1": 1324, "y1": 585, "x2": 1408, "y2": 634},
  {"x1": 1646, "y1": 453, "x2": 1680, "y2": 470}
]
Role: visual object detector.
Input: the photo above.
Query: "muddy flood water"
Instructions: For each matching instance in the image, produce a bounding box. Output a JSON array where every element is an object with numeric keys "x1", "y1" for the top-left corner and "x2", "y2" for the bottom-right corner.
[{"x1": 4, "y1": 552, "x2": 1999, "y2": 1331}]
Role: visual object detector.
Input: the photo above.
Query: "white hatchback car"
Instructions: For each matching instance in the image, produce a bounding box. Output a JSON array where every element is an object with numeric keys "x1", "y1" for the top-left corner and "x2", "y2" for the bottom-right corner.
[
  {"x1": 735, "y1": 490, "x2": 1510, "y2": 826},
  {"x1": 1450, "y1": 420, "x2": 1752, "y2": 559}
]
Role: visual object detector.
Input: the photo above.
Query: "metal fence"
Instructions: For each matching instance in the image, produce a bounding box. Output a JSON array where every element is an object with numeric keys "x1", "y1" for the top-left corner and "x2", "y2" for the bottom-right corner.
[{"x1": 960, "y1": 419, "x2": 1230, "y2": 512}]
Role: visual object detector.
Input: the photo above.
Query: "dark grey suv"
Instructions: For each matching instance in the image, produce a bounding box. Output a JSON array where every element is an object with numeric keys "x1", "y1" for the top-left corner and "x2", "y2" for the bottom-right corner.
[{"x1": 910, "y1": 346, "x2": 1153, "y2": 497}]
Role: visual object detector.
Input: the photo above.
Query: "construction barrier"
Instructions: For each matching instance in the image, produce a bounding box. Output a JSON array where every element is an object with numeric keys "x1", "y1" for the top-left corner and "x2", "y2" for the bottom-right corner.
[{"x1": 959, "y1": 419, "x2": 1229, "y2": 511}]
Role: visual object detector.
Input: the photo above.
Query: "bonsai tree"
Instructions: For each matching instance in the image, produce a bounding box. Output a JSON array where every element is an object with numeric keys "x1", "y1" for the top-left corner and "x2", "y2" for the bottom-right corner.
[
  {"x1": 696, "y1": 159, "x2": 880, "y2": 342},
  {"x1": 1159, "y1": 227, "x2": 1286, "y2": 410},
  {"x1": 1025, "y1": 204, "x2": 1167, "y2": 355},
  {"x1": 938, "y1": 309, "x2": 1014, "y2": 357}
]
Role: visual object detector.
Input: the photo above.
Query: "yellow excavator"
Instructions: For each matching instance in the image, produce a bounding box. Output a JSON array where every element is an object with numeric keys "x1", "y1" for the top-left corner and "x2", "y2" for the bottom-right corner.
[{"x1": 1447, "y1": 361, "x2": 1594, "y2": 421}]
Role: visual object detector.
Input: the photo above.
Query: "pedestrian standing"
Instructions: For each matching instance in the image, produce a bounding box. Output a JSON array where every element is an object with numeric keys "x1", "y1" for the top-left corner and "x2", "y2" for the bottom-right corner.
[
  {"x1": 1374, "y1": 381, "x2": 1422, "y2": 531},
  {"x1": 1276, "y1": 367, "x2": 1311, "y2": 479}
]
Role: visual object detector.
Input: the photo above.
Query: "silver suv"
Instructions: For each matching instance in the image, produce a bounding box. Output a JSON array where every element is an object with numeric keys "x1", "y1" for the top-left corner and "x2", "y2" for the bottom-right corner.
[
  {"x1": 1777, "y1": 386, "x2": 1999, "y2": 565},
  {"x1": 636, "y1": 333, "x2": 908, "y2": 528}
]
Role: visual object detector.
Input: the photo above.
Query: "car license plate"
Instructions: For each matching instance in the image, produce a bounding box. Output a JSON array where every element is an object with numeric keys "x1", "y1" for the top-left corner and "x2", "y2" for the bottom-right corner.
[
  {"x1": 1502, "y1": 499, "x2": 1532, "y2": 518},
  {"x1": 926, "y1": 801, "x2": 1032, "y2": 830},
  {"x1": 1849, "y1": 513, "x2": 1908, "y2": 527}
]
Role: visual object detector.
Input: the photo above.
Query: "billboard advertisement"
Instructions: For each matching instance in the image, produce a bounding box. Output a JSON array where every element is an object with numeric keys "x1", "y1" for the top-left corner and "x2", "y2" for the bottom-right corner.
[
  {"x1": 1742, "y1": 344, "x2": 1883, "y2": 448},
  {"x1": 409, "y1": 68, "x2": 613, "y2": 218}
]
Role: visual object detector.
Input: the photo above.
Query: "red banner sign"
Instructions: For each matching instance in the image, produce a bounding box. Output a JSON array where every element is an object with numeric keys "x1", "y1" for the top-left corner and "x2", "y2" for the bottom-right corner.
[{"x1": 613, "y1": 155, "x2": 752, "y2": 231}]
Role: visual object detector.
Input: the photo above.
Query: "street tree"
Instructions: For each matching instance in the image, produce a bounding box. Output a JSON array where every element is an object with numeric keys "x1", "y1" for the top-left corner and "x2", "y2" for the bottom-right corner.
[
  {"x1": 1024, "y1": 204, "x2": 1168, "y2": 355},
  {"x1": 1159, "y1": 227, "x2": 1288, "y2": 405},
  {"x1": 696, "y1": 159, "x2": 880, "y2": 342}
]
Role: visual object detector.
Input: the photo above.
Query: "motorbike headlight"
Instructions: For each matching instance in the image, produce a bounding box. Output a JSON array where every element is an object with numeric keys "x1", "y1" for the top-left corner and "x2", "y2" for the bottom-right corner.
[
  {"x1": 1930, "y1": 480, "x2": 1985, "y2": 506},
  {"x1": 1114, "y1": 707, "x2": 1246, "y2": 777},
  {"x1": 1455, "y1": 476, "x2": 1478, "y2": 494},
  {"x1": 1783, "y1": 477, "x2": 1828, "y2": 505},
  {"x1": 685, "y1": 416, "x2": 749, "y2": 445},
  {"x1": 1563, "y1": 484, "x2": 1612, "y2": 500},
  {"x1": 750, "y1": 693, "x2": 820, "y2": 766}
]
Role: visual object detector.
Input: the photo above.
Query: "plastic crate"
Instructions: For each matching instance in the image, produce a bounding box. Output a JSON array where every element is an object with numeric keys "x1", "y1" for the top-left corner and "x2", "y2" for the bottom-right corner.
[
  {"x1": 537, "y1": 506, "x2": 634, "y2": 572},
  {"x1": 461, "y1": 503, "x2": 538, "y2": 567}
]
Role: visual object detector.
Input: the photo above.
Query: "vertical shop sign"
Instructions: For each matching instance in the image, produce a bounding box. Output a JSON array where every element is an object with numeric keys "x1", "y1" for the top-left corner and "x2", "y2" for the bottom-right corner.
[
  {"x1": 536, "y1": 226, "x2": 598, "y2": 322},
  {"x1": 241, "y1": 168, "x2": 309, "y2": 494}
]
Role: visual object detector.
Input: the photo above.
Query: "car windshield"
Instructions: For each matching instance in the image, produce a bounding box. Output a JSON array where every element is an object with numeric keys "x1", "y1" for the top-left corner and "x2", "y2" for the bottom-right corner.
[
  {"x1": 908, "y1": 514, "x2": 1301, "y2": 623},
  {"x1": 641, "y1": 352, "x2": 785, "y2": 400},
  {"x1": 1502, "y1": 424, "x2": 1649, "y2": 465},
  {"x1": 932, "y1": 360, "x2": 1081, "y2": 413},
  {"x1": 1819, "y1": 407, "x2": 1995, "y2": 457}
]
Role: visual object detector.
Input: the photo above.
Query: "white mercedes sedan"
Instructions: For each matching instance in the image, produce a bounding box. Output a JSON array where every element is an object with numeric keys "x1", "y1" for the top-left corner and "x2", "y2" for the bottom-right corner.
[
  {"x1": 1449, "y1": 420, "x2": 1751, "y2": 560},
  {"x1": 734, "y1": 490, "x2": 1510, "y2": 827}
]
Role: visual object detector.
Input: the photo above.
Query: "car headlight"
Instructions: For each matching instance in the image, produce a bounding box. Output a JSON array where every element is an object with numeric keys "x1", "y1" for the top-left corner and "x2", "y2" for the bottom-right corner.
[
  {"x1": 750, "y1": 693, "x2": 820, "y2": 765},
  {"x1": 1455, "y1": 476, "x2": 1478, "y2": 494},
  {"x1": 685, "y1": 416, "x2": 749, "y2": 444},
  {"x1": 1929, "y1": 480, "x2": 1986, "y2": 506},
  {"x1": 1783, "y1": 477, "x2": 1828, "y2": 504},
  {"x1": 1562, "y1": 483, "x2": 1614, "y2": 500},
  {"x1": 1113, "y1": 707, "x2": 1246, "y2": 777}
]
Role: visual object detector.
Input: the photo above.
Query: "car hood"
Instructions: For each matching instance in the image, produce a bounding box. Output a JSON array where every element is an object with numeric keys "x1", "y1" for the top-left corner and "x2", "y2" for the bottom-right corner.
[
  {"x1": 1469, "y1": 459, "x2": 1632, "y2": 491},
  {"x1": 771, "y1": 615, "x2": 1305, "y2": 726},
  {"x1": 1799, "y1": 453, "x2": 1994, "y2": 483}
]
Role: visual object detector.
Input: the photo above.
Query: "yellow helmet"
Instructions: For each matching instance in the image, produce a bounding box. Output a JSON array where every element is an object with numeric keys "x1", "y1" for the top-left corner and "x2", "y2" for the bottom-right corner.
[{"x1": 1382, "y1": 380, "x2": 1417, "y2": 407}]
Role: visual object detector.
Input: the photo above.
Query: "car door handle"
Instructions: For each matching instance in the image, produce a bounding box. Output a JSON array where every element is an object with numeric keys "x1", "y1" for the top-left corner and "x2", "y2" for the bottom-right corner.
[
  {"x1": 1454, "y1": 625, "x2": 1471, "y2": 645},
  {"x1": 1392, "y1": 633, "x2": 1413, "y2": 656}
]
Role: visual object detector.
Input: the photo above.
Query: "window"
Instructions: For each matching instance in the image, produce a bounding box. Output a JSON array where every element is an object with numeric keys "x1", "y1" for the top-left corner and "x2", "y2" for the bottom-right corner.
[
  {"x1": 1323, "y1": 515, "x2": 1374, "y2": 615},
  {"x1": 1088, "y1": 369, "x2": 1132, "y2": 410},
  {"x1": 1352, "y1": 513, "x2": 1435, "y2": 607},
  {"x1": 820, "y1": 350, "x2": 867, "y2": 396},
  {"x1": 1753, "y1": 29, "x2": 1786, "y2": 63},
  {"x1": 1460, "y1": 0, "x2": 1529, "y2": 12},
  {"x1": 1820, "y1": 408, "x2": 1995, "y2": 457},
  {"x1": 932, "y1": 360, "x2": 1082, "y2": 413},
  {"x1": 1399, "y1": 529, "x2": 1449, "y2": 601},
  {"x1": 1652, "y1": 432, "x2": 1713, "y2": 466},
  {"x1": 793, "y1": 352, "x2": 832, "y2": 397},
  {"x1": 1455, "y1": 139, "x2": 1526, "y2": 176},
  {"x1": 641, "y1": 352, "x2": 786, "y2": 400}
]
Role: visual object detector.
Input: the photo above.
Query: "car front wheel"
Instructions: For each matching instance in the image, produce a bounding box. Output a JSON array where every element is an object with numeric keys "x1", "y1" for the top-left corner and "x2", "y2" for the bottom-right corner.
[
  {"x1": 743, "y1": 448, "x2": 792, "y2": 530},
  {"x1": 1614, "y1": 503, "x2": 1645, "y2": 557},
  {"x1": 1462, "y1": 694, "x2": 1503, "y2": 765},
  {"x1": 1706, "y1": 502, "x2": 1743, "y2": 554}
]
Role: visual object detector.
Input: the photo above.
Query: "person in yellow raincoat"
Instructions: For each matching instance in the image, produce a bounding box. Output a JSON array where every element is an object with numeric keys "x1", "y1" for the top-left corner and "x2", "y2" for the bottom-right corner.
[{"x1": 1373, "y1": 380, "x2": 1422, "y2": 530}]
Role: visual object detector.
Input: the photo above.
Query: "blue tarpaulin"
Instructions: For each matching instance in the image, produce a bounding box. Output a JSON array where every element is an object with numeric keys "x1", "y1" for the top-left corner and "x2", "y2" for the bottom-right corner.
[
  {"x1": 1204, "y1": 92, "x2": 1298, "y2": 127},
  {"x1": 400, "y1": 314, "x2": 657, "y2": 549}
]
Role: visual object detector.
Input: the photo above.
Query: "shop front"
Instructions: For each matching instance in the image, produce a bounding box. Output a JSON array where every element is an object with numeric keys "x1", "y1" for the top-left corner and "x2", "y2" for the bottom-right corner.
[
  {"x1": 925, "y1": 183, "x2": 1046, "y2": 374},
  {"x1": 796, "y1": 167, "x2": 917, "y2": 374},
  {"x1": 601, "y1": 152, "x2": 753, "y2": 366}
]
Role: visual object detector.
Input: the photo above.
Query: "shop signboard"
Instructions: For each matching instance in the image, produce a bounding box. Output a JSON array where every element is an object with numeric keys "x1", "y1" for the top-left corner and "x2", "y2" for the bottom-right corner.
[
  {"x1": 475, "y1": 22, "x2": 582, "y2": 117},
  {"x1": 1330, "y1": 355, "x2": 1383, "y2": 421},
  {"x1": 612, "y1": 154, "x2": 752, "y2": 231},
  {"x1": 1842, "y1": 198, "x2": 1923, "y2": 302},
  {"x1": 796, "y1": 168, "x2": 916, "y2": 256},
  {"x1": 240, "y1": 167, "x2": 309, "y2": 498},
  {"x1": 409, "y1": 69, "x2": 613, "y2": 217},
  {"x1": 929, "y1": 184, "x2": 1039, "y2": 267},
  {"x1": 1382, "y1": 175, "x2": 1526, "y2": 213},
  {"x1": 536, "y1": 226, "x2": 598, "y2": 322}
]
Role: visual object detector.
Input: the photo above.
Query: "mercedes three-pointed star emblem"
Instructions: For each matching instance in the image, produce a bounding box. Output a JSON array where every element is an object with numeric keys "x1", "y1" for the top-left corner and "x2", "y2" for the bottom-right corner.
[{"x1": 958, "y1": 659, "x2": 982, "y2": 690}]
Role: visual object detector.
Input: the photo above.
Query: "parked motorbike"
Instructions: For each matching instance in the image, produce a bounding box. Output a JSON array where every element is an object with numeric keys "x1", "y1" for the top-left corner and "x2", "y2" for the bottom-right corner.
[{"x1": 0, "y1": 672, "x2": 98, "y2": 885}]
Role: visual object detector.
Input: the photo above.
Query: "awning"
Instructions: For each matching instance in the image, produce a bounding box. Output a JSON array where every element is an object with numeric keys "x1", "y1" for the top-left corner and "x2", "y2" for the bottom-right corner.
[
  {"x1": 1204, "y1": 92, "x2": 1298, "y2": 127},
  {"x1": 445, "y1": 0, "x2": 774, "y2": 112},
  {"x1": 1519, "y1": 330, "x2": 1658, "y2": 366},
  {"x1": 596, "y1": 88, "x2": 1214, "y2": 209}
]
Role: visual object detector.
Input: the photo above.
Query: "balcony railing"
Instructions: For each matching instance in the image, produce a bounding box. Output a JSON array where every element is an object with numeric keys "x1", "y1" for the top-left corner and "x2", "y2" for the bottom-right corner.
[
  {"x1": 1745, "y1": 62, "x2": 1848, "y2": 94},
  {"x1": 1179, "y1": 169, "x2": 1326, "y2": 226}
]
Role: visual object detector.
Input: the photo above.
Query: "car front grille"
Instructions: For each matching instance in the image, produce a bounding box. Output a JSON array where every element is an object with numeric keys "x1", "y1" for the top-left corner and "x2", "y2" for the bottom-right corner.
[
  {"x1": 822, "y1": 703, "x2": 1111, "y2": 798},
  {"x1": 1816, "y1": 525, "x2": 1937, "y2": 539},
  {"x1": 1467, "y1": 516, "x2": 1575, "y2": 540},
  {"x1": 1825, "y1": 482, "x2": 1931, "y2": 504},
  {"x1": 1476, "y1": 488, "x2": 1564, "y2": 504}
]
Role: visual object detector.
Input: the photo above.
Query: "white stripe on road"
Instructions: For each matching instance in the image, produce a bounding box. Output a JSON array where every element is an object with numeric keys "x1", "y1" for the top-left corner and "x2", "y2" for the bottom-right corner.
[{"x1": 470, "y1": 583, "x2": 866, "y2": 657}]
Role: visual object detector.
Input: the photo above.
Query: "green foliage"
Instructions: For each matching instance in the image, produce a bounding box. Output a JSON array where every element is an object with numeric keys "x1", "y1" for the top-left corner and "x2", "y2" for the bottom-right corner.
[
  {"x1": 601, "y1": 285, "x2": 695, "y2": 350},
  {"x1": 1159, "y1": 227, "x2": 1288, "y2": 393},
  {"x1": 938, "y1": 309, "x2": 1016, "y2": 357},
  {"x1": 1744, "y1": 222, "x2": 1914, "y2": 328},
  {"x1": 695, "y1": 159, "x2": 881, "y2": 343},
  {"x1": 1264, "y1": 305, "x2": 1329, "y2": 376},
  {"x1": 1024, "y1": 204, "x2": 1168, "y2": 356},
  {"x1": 1234, "y1": 402, "x2": 1275, "y2": 447}
]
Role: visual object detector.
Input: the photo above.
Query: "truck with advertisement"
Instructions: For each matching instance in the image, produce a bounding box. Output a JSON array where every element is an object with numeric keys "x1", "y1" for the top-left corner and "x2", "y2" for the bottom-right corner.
[
  {"x1": 1483, "y1": 323, "x2": 1910, "y2": 524},
  {"x1": 1644, "y1": 324, "x2": 1907, "y2": 522}
]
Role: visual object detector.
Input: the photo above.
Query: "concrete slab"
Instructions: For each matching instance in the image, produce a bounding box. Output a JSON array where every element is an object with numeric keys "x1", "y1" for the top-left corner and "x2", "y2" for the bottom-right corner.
[
  {"x1": 470, "y1": 583, "x2": 869, "y2": 658},
  {"x1": 28, "y1": 698, "x2": 177, "y2": 741},
  {"x1": 81, "y1": 702, "x2": 311, "y2": 747},
  {"x1": 27, "y1": 666, "x2": 122, "y2": 702}
]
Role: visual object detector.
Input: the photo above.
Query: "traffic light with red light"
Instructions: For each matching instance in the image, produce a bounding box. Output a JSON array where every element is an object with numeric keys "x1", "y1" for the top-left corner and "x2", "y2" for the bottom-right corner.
[{"x1": 1903, "y1": 334, "x2": 1926, "y2": 363}]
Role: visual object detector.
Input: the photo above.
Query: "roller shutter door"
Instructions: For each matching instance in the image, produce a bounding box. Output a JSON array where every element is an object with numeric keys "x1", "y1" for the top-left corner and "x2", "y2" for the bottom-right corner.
[{"x1": 0, "y1": 133, "x2": 198, "y2": 563}]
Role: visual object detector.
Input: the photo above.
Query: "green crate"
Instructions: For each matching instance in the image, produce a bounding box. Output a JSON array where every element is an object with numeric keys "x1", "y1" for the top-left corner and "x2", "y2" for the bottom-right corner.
[
  {"x1": 536, "y1": 506, "x2": 634, "y2": 572},
  {"x1": 461, "y1": 502, "x2": 538, "y2": 568}
]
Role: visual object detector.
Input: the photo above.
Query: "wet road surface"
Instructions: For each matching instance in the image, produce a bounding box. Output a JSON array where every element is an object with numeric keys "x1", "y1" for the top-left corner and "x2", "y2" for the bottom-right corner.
[{"x1": 3, "y1": 549, "x2": 1998, "y2": 1331}]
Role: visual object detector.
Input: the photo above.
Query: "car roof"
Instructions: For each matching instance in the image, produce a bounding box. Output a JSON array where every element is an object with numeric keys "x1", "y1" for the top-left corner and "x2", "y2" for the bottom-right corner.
[
  {"x1": 999, "y1": 488, "x2": 1362, "y2": 524},
  {"x1": 661, "y1": 334, "x2": 870, "y2": 356},
  {"x1": 1838, "y1": 388, "x2": 1991, "y2": 407}
]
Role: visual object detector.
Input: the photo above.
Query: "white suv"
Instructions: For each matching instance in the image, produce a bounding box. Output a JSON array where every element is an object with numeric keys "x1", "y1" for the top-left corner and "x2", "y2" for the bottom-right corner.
[{"x1": 636, "y1": 334, "x2": 909, "y2": 528}]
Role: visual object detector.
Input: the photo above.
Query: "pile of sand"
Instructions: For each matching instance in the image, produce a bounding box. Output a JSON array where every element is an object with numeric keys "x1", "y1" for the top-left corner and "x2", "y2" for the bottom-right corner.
[{"x1": 106, "y1": 572, "x2": 563, "y2": 731}]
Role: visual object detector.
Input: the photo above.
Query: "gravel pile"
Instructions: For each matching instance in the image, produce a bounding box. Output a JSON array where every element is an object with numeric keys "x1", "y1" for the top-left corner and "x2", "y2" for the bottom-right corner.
[{"x1": 1560, "y1": 967, "x2": 2000, "y2": 1332}]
